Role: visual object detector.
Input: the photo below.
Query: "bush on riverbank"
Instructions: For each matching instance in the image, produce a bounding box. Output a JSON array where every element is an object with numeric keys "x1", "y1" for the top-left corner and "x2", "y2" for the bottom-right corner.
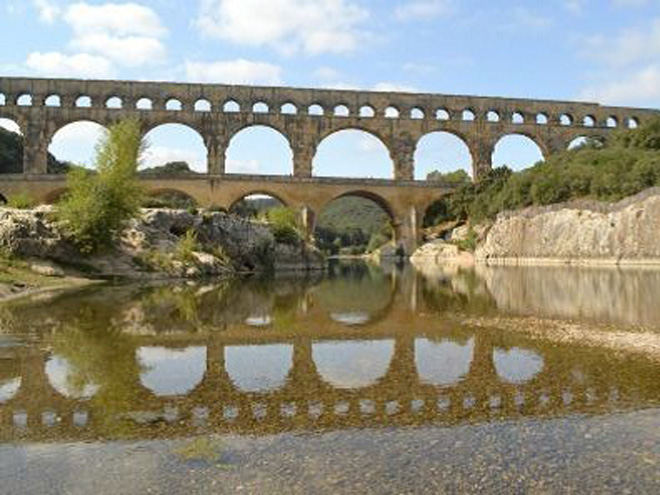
[
  {"x1": 426, "y1": 117, "x2": 660, "y2": 225},
  {"x1": 58, "y1": 118, "x2": 144, "y2": 253}
]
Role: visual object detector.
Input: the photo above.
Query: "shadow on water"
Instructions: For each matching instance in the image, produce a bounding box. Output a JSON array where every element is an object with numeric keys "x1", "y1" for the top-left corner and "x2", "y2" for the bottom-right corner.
[{"x1": 1, "y1": 261, "x2": 660, "y2": 443}]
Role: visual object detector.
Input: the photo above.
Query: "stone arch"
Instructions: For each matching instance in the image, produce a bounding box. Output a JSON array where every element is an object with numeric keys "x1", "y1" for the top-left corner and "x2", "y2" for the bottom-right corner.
[
  {"x1": 385, "y1": 106, "x2": 400, "y2": 118},
  {"x1": 48, "y1": 120, "x2": 109, "y2": 168},
  {"x1": 194, "y1": 99, "x2": 212, "y2": 112},
  {"x1": 627, "y1": 116, "x2": 639, "y2": 129},
  {"x1": 225, "y1": 124, "x2": 293, "y2": 175},
  {"x1": 492, "y1": 133, "x2": 546, "y2": 171},
  {"x1": 568, "y1": 135, "x2": 606, "y2": 150},
  {"x1": 142, "y1": 122, "x2": 208, "y2": 173},
  {"x1": 281, "y1": 102, "x2": 298, "y2": 115},
  {"x1": 313, "y1": 128, "x2": 394, "y2": 179},
  {"x1": 536, "y1": 113, "x2": 549, "y2": 125},
  {"x1": 436, "y1": 108, "x2": 450, "y2": 120},
  {"x1": 462, "y1": 109, "x2": 476, "y2": 121},
  {"x1": 0, "y1": 93, "x2": 5, "y2": 106},
  {"x1": 252, "y1": 101, "x2": 269, "y2": 113},
  {"x1": 493, "y1": 347, "x2": 544, "y2": 384},
  {"x1": 223, "y1": 99, "x2": 241, "y2": 113},
  {"x1": 411, "y1": 107, "x2": 425, "y2": 120},
  {"x1": 0, "y1": 116, "x2": 22, "y2": 135},
  {"x1": 228, "y1": 190, "x2": 289, "y2": 212},
  {"x1": 415, "y1": 337, "x2": 475, "y2": 386},
  {"x1": 137, "y1": 346, "x2": 207, "y2": 397},
  {"x1": 606, "y1": 116, "x2": 618, "y2": 128},
  {"x1": 583, "y1": 115, "x2": 596, "y2": 127},
  {"x1": 0, "y1": 116, "x2": 24, "y2": 174},
  {"x1": 487, "y1": 110, "x2": 501, "y2": 122},
  {"x1": 45, "y1": 94, "x2": 61, "y2": 107},
  {"x1": 560, "y1": 113, "x2": 573, "y2": 126},
  {"x1": 334, "y1": 104, "x2": 350, "y2": 117},
  {"x1": 75, "y1": 95, "x2": 92, "y2": 108},
  {"x1": 166, "y1": 98, "x2": 183, "y2": 111},
  {"x1": 414, "y1": 130, "x2": 474, "y2": 180},
  {"x1": 136, "y1": 97, "x2": 153, "y2": 110},
  {"x1": 225, "y1": 345, "x2": 293, "y2": 392},
  {"x1": 105, "y1": 96, "x2": 122, "y2": 109},
  {"x1": 511, "y1": 111, "x2": 524, "y2": 124},
  {"x1": 323, "y1": 190, "x2": 396, "y2": 224},
  {"x1": 308, "y1": 103, "x2": 324, "y2": 116},
  {"x1": 17, "y1": 94, "x2": 32, "y2": 106},
  {"x1": 360, "y1": 105, "x2": 376, "y2": 118}
]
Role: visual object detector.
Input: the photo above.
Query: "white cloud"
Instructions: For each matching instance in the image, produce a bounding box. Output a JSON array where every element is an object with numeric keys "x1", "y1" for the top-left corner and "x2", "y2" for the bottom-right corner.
[
  {"x1": 583, "y1": 18, "x2": 660, "y2": 67},
  {"x1": 395, "y1": 0, "x2": 454, "y2": 22},
  {"x1": 26, "y1": 52, "x2": 116, "y2": 79},
  {"x1": 196, "y1": 0, "x2": 369, "y2": 55},
  {"x1": 143, "y1": 146, "x2": 206, "y2": 172},
  {"x1": 70, "y1": 34, "x2": 166, "y2": 67},
  {"x1": 581, "y1": 65, "x2": 660, "y2": 106},
  {"x1": 372, "y1": 82, "x2": 418, "y2": 93},
  {"x1": 185, "y1": 59, "x2": 283, "y2": 85},
  {"x1": 33, "y1": 0, "x2": 60, "y2": 23},
  {"x1": 227, "y1": 158, "x2": 260, "y2": 174}
]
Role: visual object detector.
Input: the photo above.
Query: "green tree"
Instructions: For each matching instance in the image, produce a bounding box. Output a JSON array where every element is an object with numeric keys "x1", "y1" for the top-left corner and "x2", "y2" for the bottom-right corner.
[{"x1": 58, "y1": 118, "x2": 145, "y2": 253}]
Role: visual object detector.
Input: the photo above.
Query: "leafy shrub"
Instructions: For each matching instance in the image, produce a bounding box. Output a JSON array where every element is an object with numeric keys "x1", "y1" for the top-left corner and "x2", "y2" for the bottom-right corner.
[
  {"x1": 266, "y1": 207, "x2": 302, "y2": 245},
  {"x1": 272, "y1": 224, "x2": 300, "y2": 245},
  {"x1": 58, "y1": 118, "x2": 144, "y2": 254},
  {"x1": 176, "y1": 229, "x2": 199, "y2": 262},
  {"x1": 7, "y1": 193, "x2": 36, "y2": 209}
]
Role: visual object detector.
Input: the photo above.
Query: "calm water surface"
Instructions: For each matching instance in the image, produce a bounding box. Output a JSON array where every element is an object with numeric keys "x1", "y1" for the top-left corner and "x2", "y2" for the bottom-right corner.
[{"x1": 1, "y1": 261, "x2": 660, "y2": 494}]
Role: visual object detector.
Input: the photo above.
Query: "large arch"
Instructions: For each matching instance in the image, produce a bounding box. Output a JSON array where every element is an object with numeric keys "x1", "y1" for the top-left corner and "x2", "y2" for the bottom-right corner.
[
  {"x1": 492, "y1": 134, "x2": 545, "y2": 171},
  {"x1": 0, "y1": 118, "x2": 23, "y2": 174},
  {"x1": 228, "y1": 191, "x2": 289, "y2": 214},
  {"x1": 414, "y1": 131, "x2": 474, "y2": 180},
  {"x1": 225, "y1": 125, "x2": 293, "y2": 175},
  {"x1": 137, "y1": 346, "x2": 207, "y2": 397},
  {"x1": 313, "y1": 129, "x2": 394, "y2": 179},
  {"x1": 225, "y1": 344, "x2": 293, "y2": 392},
  {"x1": 141, "y1": 123, "x2": 207, "y2": 174},
  {"x1": 48, "y1": 121, "x2": 108, "y2": 168}
]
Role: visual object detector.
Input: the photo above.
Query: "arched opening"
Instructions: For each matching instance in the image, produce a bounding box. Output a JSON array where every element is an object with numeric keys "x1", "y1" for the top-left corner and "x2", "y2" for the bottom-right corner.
[
  {"x1": 229, "y1": 193, "x2": 285, "y2": 219},
  {"x1": 0, "y1": 94, "x2": 5, "y2": 106},
  {"x1": 226, "y1": 126, "x2": 293, "y2": 175},
  {"x1": 136, "y1": 97, "x2": 152, "y2": 110},
  {"x1": 560, "y1": 114, "x2": 573, "y2": 126},
  {"x1": 511, "y1": 112, "x2": 524, "y2": 124},
  {"x1": 309, "y1": 104, "x2": 324, "y2": 116},
  {"x1": 334, "y1": 105, "x2": 350, "y2": 117},
  {"x1": 225, "y1": 345, "x2": 293, "y2": 392},
  {"x1": 628, "y1": 117, "x2": 639, "y2": 129},
  {"x1": 46, "y1": 355, "x2": 99, "y2": 399},
  {"x1": 606, "y1": 116, "x2": 618, "y2": 128},
  {"x1": 281, "y1": 102, "x2": 297, "y2": 115},
  {"x1": 105, "y1": 96, "x2": 122, "y2": 109},
  {"x1": 314, "y1": 129, "x2": 393, "y2": 179},
  {"x1": 583, "y1": 115, "x2": 595, "y2": 127},
  {"x1": 536, "y1": 113, "x2": 548, "y2": 125},
  {"x1": 75, "y1": 95, "x2": 92, "y2": 108},
  {"x1": 436, "y1": 108, "x2": 450, "y2": 120},
  {"x1": 487, "y1": 110, "x2": 500, "y2": 122},
  {"x1": 0, "y1": 376, "x2": 20, "y2": 403},
  {"x1": 415, "y1": 337, "x2": 474, "y2": 386},
  {"x1": 0, "y1": 118, "x2": 23, "y2": 174},
  {"x1": 568, "y1": 136, "x2": 605, "y2": 150},
  {"x1": 17, "y1": 94, "x2": 32, "y2": 106},
  {"x1": 223, "y1": 99, "x2": 240, "y2": 113},
  {"x1": 492, "y1": 134, "x2": 545, "y2": 171},
  {"x1": 493, "y1": 347, "x2": 544, "y2": 384},
  {"x1": 360, "y1": 105, "x2": 375, "y2": 118},
  {"x1": 142, "y1": 124, "x2": 207, "y2": 174},
  {"x1": 143, "y1": 189, "x2": 198, "y2": 209},
  {"x1": 194, "y1": 99, "x2": 211, "y2": 112},
  {"x1": 137, "y1": 346, "x2": 207, "y2": 396},
  {"x1": 315, "y1": 192, "x2": 394, "y2": 256},
  {"x1": 385, "y1": 106, "x2": 400, "y2": 118},
  {"x1": 411, "y1": 107, "x2": 425, "y2": 120},
  {"x1": 49, "y1": 121, "x2": 107, "y2": 168},
  {"x1": 45, "y1": 95, "x2": 61, "y2": 107},
  {"x1": 462, "y1": 109, "x2": 475, "y2": 121},
  {"x1": 253, "y1": 101, "x2": 269, "y2": 113},
  {"x1": 166, "y1": 99, "x2": 182, "y2": 111},
  {"x1": 414, "y1": 131, "x2": 474, "y2": 181},
  {"x1": 313, "y1": 340, "x2": 394, "y2": 389}
]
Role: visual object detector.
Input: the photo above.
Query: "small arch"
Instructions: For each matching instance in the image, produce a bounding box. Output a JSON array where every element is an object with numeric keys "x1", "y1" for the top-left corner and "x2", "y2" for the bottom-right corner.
[
  {"x1": 75, "y1": 95, "x2": 92, "y2": 108},
  {"x1": 536, "y1": 113, "x2": 548, "y2": 125},
  {"x1": 627, "y1": 117, "x2": 639, "y2": 129},
  {"x1": 487, "y1": 110, "x2": 500, "y2": 122},
  {"x1": 436, "y1": 108, "x2": 450, "y2": 120},
  {"x1": 166, "y1": 98, "x2": 182, "y2": 111},
  {"x1": 194, "y1": 99, "x2": 211, "y2": 112},
  {"x1": 45, "y1": 95, "x2": 61, "y2": 107},
  {"x1": 462, "y1": 109, "x2": 475, "y2": 121},
  {"x1": 385, "y1": 106, "x2": 400, "y2": 118},
  {"x1": 314, "y1": 129, "x2": 394, "y2": 179},
  {"x1": 360, "y1": 105, "x2": 375, "y2": 118},
  {"x1": 560, "y1": 114, "x2": 573, "y2": 126},
  {"x1": 136, "y1": 97, "x2": 153, "y2": 110},
  {"x1": 226, "y1": 125, "x2": 293, "y2": 175},
  {"x1": 223, "y1": 99, "x2": 240, "y2": 113},
  {"x1": 606, "y1": 116, "x2": 618, "y2": 128},
  {"x1": 253, "y1": 101, "x2": 269, "y2": 114},
  {"x1": 0, "y1": 93, "x2": 5, "y2": 106},
  {"x1": 308, "y1": 104, "x2": 324, "y2": 116},
  {"x1": 281, "y1": 102, "x2": 298, "y2": 115},
  {"x1": 142, "y1": 123, "x2": 208, "y2": 173},
  {"x1": 414, "y1": 131, "x2": 474, "y2": 180},
  {"x1": 105, "y1": 96, "x2": 122, "y2": 109},
  {"x1": 492, "y1": 134, "x2": 545, "y2": 171},
  {"x1": 511, "y1": 112, "x2": 524, "y2": 124},
  {"x1": 334, "y1": 105, "x2": 350, "y2": 117},
  {"x1": 411, "y1": 107, "x2": 425, "y2": 120},
  {"x1": 17, "y1": 94, "x2": 32, "y2": 106},
  {"x1": 583, "y1": 115, "x2": 596, "y2": 127}
]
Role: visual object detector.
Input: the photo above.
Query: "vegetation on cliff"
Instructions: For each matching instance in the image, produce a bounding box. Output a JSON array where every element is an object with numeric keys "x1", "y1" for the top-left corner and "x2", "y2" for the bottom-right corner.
[
  {"x1": 425, "y1": 117, "x2": 660, "y2": 226},
  {"x1": 0, "y1": 127, "x2": 72, "y2": 174}
]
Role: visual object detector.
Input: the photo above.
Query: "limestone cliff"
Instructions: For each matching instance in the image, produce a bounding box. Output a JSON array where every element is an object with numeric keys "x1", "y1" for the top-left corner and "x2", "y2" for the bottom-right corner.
[{"x1": 475, "y1": 188, "x2": 660, "y2": 265}]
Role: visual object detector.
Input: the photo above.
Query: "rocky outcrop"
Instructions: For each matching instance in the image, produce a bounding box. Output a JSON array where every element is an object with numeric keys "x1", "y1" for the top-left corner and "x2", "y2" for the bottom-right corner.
[
  {"x1": 476, "y1": 188, "x2": 660, "y2": 265},
  {"x1": 410, "y1": 240, "x2": 474, "y2": 268},
  {"x1": 0, "y1": 207, "x2": 324, "y2": 279}
]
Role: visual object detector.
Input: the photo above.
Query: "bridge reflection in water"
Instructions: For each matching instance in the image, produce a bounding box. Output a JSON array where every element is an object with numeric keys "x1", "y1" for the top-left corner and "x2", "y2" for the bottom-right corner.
[{"x1": 1, "y1": 262, "x2": 660, "y2": 442}]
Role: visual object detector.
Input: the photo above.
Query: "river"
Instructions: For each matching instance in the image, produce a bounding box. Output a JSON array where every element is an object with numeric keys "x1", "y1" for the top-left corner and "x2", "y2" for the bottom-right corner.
[{"x1": 1, "y1": 261, "x2": 659, "y2": 494}]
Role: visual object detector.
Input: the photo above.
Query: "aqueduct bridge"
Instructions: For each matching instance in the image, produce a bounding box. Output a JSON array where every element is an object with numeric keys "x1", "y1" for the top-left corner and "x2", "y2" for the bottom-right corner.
[{"x1": 0, "y1": 76, "x2": 658, "y2": 251}]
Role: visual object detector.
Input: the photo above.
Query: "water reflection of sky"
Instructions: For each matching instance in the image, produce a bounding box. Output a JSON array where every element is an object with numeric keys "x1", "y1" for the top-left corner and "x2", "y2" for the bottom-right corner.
[
  {"x1": 415, "y1": 338, "x2": 474, "y2": 386},
  {"x1": 137, "y1": 347, "x2": 207, "y2": 396},
  {"x1": 225, "y1": 345, "x2": 293, "y2": 392},
  {"x1": 313, "y1": 340, "x2": 394, "y2": 388},
  {"x1": 493, "y1": 348, "x2": 544, "y2": 384},
  {"x1": 46, "y1": 355, "x2": 99, "y2": 399}
]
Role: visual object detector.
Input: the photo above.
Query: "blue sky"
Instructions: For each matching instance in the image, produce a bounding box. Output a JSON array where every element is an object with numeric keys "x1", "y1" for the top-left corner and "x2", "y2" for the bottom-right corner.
[{"x1": 1, "y1": 0, "x2": 659, "y2": 178}]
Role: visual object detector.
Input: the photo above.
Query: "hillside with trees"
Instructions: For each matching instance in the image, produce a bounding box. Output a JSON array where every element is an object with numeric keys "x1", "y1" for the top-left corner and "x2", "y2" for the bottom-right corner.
[{"x1": 0, "y1": 127, "x2": 71, "y2": 174}]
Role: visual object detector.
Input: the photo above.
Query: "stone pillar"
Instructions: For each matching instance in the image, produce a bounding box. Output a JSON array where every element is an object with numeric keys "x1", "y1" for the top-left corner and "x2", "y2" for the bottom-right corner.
[
  {"x1": 291, "y1": 133, "x2": 316, "y2": 178},
  {"x1": 299, "y1": 205, "x2": 315, "y2": 241},
  {"x1": 390, "y1": 135, "x2": 416, "y2": 181},
  {"x1": 205, "y1": 135, "x2": 227, "y2": 175},
  {"x1": 396, "y1": 203, "x2": 419, "y2": 255},
  {"x1": 469, "y1": 137, "x2": 494, "y2": 180},
  {"x1": 23, "y1": 115, "x2": 49, "y2": 175}
]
